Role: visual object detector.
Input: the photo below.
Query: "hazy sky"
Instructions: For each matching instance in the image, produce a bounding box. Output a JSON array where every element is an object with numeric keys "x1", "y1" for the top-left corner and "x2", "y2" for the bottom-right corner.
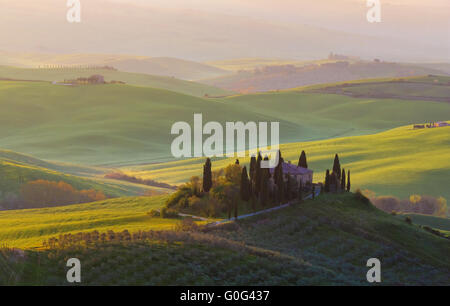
[{"x1": 0, "y1": 0, "x2": 448, "y2": 61}]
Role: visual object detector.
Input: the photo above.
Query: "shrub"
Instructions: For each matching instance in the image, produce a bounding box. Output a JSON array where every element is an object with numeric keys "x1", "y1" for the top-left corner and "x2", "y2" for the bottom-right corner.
[
  {"x1": 160, "y1": 207, "x2": 179, "y2": 219},
  {"x1": 175, "y1": 218, "x2": 199, "y2": 232},
  {"x1": 147, "y1": 209, "x2": 160, "y2": 217},
  {"x1": 405, "y1": 216, "x2": 412, "y2": 225},
  {"x1": 368, "y1": 191, "x2": 448, "y2": 217},
  {"x1": 354, "y1": 189, "x2": 370, "y2": 204},
  {"x1": 20, "y1": 180, "x2": 106, "y2": 208}
]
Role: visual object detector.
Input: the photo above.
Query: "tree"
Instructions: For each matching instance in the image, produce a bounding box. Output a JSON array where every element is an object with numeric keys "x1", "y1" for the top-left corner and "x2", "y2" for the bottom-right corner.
[
  {"x1": 332, "y1": 154, "x2": 341, "y2": 180},
  {"x1": 259, "y1": 157, "x2": 271, "y2": 207},
  {"x1": 202, "y1": 158, "x2": 212, "y2": 192},
  {"x1": 224, "y1": 163, "x2": 242, "y2": 185},
  {"x1": 20, "y1": 180, "x2": 106, "y2": 209},
  {"x1": 324, "y1": 169, "x2": 330, "y2": 193},
  {"x1": 298, "y1": 150, "x2": 308, "y2": 168},
  {"x1": 312, "y1": 184, "x2": 315, "y2": 200},
  {"x1": 219, "y1": 183, "x2": 239, "y2": 219},
  {"x1": 346, "y1": 170, "x2": 351, "y2": 192},
  {"x1": 240, "y1": 167, "x2": 251, "y2": 202},
  {"x1": 286, "y1": 175, "x2": 292, "y2": 201},
  {"x1": 234, "y1": 201, "x2": 238, "y2": 220},
  {"x1": 298, "y1": 180, "x2": 303, "y2": 202},
  {"x1": 341, "y1": 168, "x2": 346, "y2": 191},
  {"x1": 249, "y1": 155, "x2": 256, "y2": 183},
  {"x1": 274, "y1": 151, "x2": 285, "y2": 204},
  {"x1": 255, "y1": 152, "x2": 263, "y2": 197}
]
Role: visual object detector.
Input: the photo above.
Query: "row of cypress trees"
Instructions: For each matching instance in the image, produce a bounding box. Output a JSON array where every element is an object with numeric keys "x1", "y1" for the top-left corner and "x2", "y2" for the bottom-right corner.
[{"x1": 323, "y1": 154, "x2": 351, "y2": 193}]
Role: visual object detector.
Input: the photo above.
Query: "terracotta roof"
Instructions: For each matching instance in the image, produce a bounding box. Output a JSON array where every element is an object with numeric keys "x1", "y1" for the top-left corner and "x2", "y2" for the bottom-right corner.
[{"x1": 269, "y1": 162, "x2": 313, "y2": 175}]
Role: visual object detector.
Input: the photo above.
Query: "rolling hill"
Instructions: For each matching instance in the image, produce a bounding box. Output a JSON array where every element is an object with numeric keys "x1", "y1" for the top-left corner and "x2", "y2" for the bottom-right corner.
[
  {"x1": 123, "y1": 125, "x2": 450, "y2": 202},
  {"x1": 0, "y1": 65, "x2": 232, "y2": 97},
  {"x1": 0, "y1": 149, "x2": 173, "y2": 210},
  {"x1": 0, "y1": 79, "x2": 448, "y2": 166},
  {"x1": 301, "y1": 75, "x2": 450, "y2": 102},
  {"x1": 395, "y1": 214, "x2": 450, "y2": 232},
  {"x1": 0, "y1": 52, "x2": 229, "y2": 81},
  {"x1": 201, "y1": 61, "x2": 447, "y2": 93},
  {"x1": 205, "y1": 58, "x2": 340, "y2": 72},
  {"x1": 0, "y1": 195, "x2": 182, "y2": 249},
  {"x1": 1, "y1": 193, "x2": 448, "y2": 285}
]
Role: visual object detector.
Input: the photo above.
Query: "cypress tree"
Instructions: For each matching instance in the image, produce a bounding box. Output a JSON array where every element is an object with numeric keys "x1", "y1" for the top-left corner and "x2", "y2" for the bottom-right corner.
[
  {"x1": 298, "y1": 150, "x2": 308, "y2": 168},
  {"x1": 240, "y1": 167, "x2": 250, "y2": 201},
  {"x1": 234, "y1": 201, "x2": 238, "y2": 220},
  {"x1": 324, "y1": 169, "x2": 330, "y2": 193},
  {"x1": 298, "y1": 180, "x2": 303, "y2": 202},
  {"x1": 286, "y1": 174, "x2": 292, "y2": 201},
  {"x1": 202, "y1": 158, "x2": 212, "y2": 192},
  {"x1": 332, "y1": 154, "x2": 341, "y2": 180},
  {"x1": 259, "y1": 157, "x2": 271, "y2": 207},
  {"x1": 276, "y1": 169, "x2": 284, "y2": 204},
  {"x1": 346, "y1": 170, "x2": 351, "y2": 192},
  {"x1": 249, "y1": 155, "x2": 256, "y2": 181},
  {"x1": 312, "y1": 184, "x2": 315, "y2": 200},
  {"x1": 341, "y1": 168, "x2": 346, "y2": 191},
  {"x1": 255, "y1": 152, "x2": 262, "y2": 196}
]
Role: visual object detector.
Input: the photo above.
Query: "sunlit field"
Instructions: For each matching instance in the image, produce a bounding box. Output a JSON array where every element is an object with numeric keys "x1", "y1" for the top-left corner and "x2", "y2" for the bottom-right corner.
[{"x1": 123, "y1": 125, "x2": 450, "y2": 201}]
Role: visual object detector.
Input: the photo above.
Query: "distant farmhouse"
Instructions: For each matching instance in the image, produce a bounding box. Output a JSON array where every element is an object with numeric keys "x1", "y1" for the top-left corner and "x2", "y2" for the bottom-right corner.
[
  {"x1": 53, "y1": 74, "x2": 125, "y2": 86},
  {"x1": 413, "y1": 121, "x2": 449, "y2": 129}
]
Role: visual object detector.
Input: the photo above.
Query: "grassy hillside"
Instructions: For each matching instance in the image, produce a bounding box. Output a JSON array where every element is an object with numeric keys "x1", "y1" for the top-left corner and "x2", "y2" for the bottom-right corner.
[
  {"x1": 0, "y1": 149, "x2": 169, "y2": 204},
  {"x1": 0, "y1": 66, "x2": 232, "y2": 97},
  {"x1": 1, "y1": 80, "x2": 448, "y2": 166},
  {"x1": 210, "y1": 193, "x2": 450, "y2": 285},
  {"x1": 302, "y1": 75, "x2": 450, "y2": 102},
  {"x1": 0, "y1": 81, "x2": 284, "y2": 165},
  {"x1": 124, "y1": 125, "x2": 450, "y2": 201},
  {"x1": 0, "y1": 149, "x2": 105, "y2": 177},
  {"x1": 205, "y1": 58, "x2": 340, "y2": 72},
  {"x1": 1, "y1": 193, "x2": 449, "y2": 285},
  {"x1": 0, "y1": 160, "x2": 125, "y2": 199},
  {"x1": 395, "y1": 214, "x2": 450, "y2": 232},
  {"x1": 201, "y1": 61, "x2": 446, "y2": 93},
  {"x1": 0, "y1": 53, "x2": 229, "y2": 81},
  {"x1": 0, "y1": 195, "x2": 203, "y2": 249}
]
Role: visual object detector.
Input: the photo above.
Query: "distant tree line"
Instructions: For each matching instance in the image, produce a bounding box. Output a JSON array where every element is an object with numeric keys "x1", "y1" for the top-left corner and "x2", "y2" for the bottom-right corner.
[
  {"x1": 37, "y1": 65, "x2": 117, "y2": 70},
  {"x1": 105, "y1": 172, "x2": 177, "y2": 190},
  {"x1": 0, "y1": 180, "x2": 106, "y2": 210},
  {"x1": 362, "y1": 190, "x2": 447, "y2": 217}
]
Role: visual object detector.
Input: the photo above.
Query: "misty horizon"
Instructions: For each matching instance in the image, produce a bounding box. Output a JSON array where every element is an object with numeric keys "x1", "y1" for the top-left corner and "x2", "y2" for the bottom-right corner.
[{"x1": 0, "y1": 0, "x2": 448, "y2": 62}]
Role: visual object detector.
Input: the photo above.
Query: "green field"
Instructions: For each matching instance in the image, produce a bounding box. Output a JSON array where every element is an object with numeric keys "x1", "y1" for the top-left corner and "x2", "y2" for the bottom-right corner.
[
  {"x1": 0, "y1": 53, "x2": 229, "y2": 81},
  {"x1": 205, "y1": 58, "x2": 340, "y2": 72},
  {"x1": 395, "y1": 214, "x2": 450, "y2": 232},
  {"x1": 0, "y1": 66, "x2": 231, "y2": 97},
  {"x1": 300, "y1": 75, "x2": 450, "y2": 102},
  {"x1": 0, "y1": 149, "x2": 168, "y2": 201},
  {"x1": 1, "y1": 193, "x2": 449, "y2": 285},
  {"x1": 0, "y1": 195, "x2": 204, "y2": 249},
  {"x1": 1, "y1": 80, "x2": 448, "y2": 166},
  {"x1": 124, "y1": 125, "x2": 450, "y2": 201}
]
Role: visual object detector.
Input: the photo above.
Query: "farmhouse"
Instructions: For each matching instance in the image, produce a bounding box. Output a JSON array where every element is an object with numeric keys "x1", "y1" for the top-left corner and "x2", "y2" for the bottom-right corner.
[
  {"x1": 88, "y1": 75, "x2": 105, "y2": 84},
  {"x1": 436, "y1": 121, "x2": 449, "y2": 127},
  {"x1": 269, "y1": 161, "x2": 313, "y2": 186}
]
